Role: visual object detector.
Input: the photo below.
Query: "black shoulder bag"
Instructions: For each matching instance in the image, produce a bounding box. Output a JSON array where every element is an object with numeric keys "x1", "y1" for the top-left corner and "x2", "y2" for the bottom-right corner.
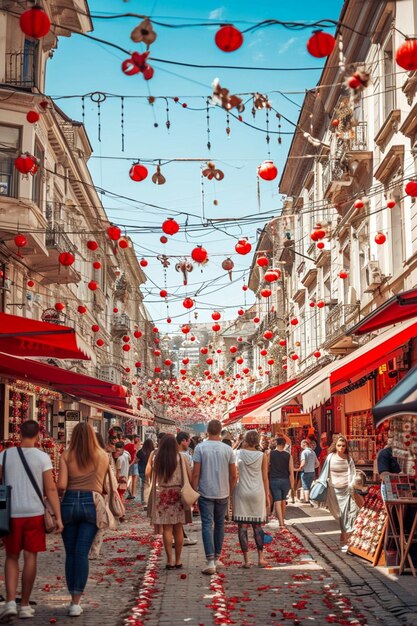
[
  {"x1": 17, "y1": 448, "x2": 57, "y2": 533},
  {"x1": 0, "y1": 450, "x2": 12, "y2": 537}
]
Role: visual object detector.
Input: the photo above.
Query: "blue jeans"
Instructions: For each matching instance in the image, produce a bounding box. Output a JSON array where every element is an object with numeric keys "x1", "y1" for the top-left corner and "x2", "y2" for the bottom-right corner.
[
  {"x1": 61, "y1": 491, "x2": 97, "y2": 595},
  {"x1": 198, "y1": 496, "x2": 229, "y2": 560},
  {"x1": 301, "y1": 471, "x2": 315, "y2": 491}
]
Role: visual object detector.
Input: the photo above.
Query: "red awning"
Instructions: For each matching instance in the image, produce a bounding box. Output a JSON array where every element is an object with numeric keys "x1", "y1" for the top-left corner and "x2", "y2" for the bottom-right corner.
[
  {"x1": 349, "y1": 289, "x2": 417, "y2": 336},
  {"x1": 224, "y1": 379, "x2": 298, "y2": 426},
  {"x1": 0, "y1": 352, "x2": 134, "y2": 414},
  {"x1": 0, "y1": 313, "x2": 93, "y2": 361}
]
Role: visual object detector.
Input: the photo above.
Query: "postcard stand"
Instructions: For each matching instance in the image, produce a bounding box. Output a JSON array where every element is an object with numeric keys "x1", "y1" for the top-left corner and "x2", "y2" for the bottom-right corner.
[{"x1": 348, "y1": 485, "x2": 387, "y2": 566}]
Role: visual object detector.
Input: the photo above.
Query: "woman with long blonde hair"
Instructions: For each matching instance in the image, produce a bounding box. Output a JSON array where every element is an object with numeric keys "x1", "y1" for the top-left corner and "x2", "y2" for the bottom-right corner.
[{"x1": 58, "y1": 423, "x2": 109, "y2": 617}]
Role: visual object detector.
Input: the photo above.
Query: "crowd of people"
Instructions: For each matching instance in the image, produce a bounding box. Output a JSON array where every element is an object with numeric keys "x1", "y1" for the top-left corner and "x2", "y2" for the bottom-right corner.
[{"x1": 0, "y1": 419, "x2": 377, "y2": 621}]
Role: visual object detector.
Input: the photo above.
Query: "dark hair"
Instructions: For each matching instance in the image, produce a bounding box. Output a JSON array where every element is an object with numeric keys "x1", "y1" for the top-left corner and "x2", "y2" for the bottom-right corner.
[
  {"x1": 141, "y1": 438, "x2": 155, "y2": 460},
  {"x1": 244, "y1": 430, "x2": 259, "y2": 448},
  {"x1": 276, "y1": 437, "x2": 286, "y2": 447},
  {"x1": 328, "y1": 434, "x2": 351, "y2": 459},
  {"x1": 115, "y1": 441, "x2": 125, "y2": 450},
  {"x1": 153, "y1": 434, "x2": 178, "y2": 483},
  {"x1": 207, "y1": 419, "x2": 222, "y2": 435},
  {"x1": 222, "y1": 438, "x2": 232, "y2": 447},
  {"x1": 125, "y1": 434, "x2": 133, "y2": 441},
  {"x1": 95, "y1": 432, "x2": 105, "y2": 449},
  {"x1": 20, "y1": 420, "x2": 39, "y2": 439},
  {"x1": 157, "y1": 432, "x2": 166, "y2": 442},
  {"x1": 176, "y1": 431, "x2": 190, "y2": 445}
]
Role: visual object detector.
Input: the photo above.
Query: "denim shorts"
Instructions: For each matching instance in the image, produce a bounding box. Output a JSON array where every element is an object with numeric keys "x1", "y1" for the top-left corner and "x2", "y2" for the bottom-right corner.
[
  {"x1": 270, "y1": 478, "x2": 290, "y2": 502},
  {"x1": 128, "y1": 463, "x2": 139, "y2": 476},
  {"x1": 301, "y1": 471, "x2": 315, "y2": 491}
]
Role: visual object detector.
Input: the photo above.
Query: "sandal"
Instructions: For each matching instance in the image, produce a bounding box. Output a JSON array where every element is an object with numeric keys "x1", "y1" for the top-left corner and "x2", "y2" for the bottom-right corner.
[
  {"x1": 242, "y1": 563, "x2": 251, "y2": 569},
  {"x1": 165, "y1": 564, "x2": 176, "y2": 570},
  {"x1": 175, "y1": 564, "x2": 183, "y2": 569}
]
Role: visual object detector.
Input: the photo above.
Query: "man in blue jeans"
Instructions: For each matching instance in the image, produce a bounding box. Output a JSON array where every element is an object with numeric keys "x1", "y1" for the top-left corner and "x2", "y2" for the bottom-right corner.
[{"x1": 191, "y1": 419, "x2": 237, "y2": 575}]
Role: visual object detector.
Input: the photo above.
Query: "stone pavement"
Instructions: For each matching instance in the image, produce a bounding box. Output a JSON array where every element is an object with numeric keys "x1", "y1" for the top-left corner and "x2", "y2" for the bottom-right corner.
[{"x1": 1, "y1": 501, "x2": 417, "y2": 625}]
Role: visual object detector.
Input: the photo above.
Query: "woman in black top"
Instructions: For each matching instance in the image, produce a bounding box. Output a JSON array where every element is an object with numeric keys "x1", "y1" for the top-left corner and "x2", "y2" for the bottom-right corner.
[{"x1": 269, "y1": 437, "x2": 294, "y2": 527}]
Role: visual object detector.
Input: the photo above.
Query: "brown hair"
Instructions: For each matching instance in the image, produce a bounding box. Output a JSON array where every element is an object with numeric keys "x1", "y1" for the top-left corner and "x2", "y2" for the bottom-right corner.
[
  {"x1": 244, "y1": 430, "x2": 259, "y2": 448},
  {"x1": 153, "y1": 433, "x2": 178, "y2": 483},
  {"x1": 20, "y1": 420, "x2": 40, "y2": 439},
  {"x1": 67, "y1": 422, "x2": 102, "y2": 469},
  {"x1": 328, "y1": 434, "x2": 351, "y2": 459},
  {"x1": 207, "y1": 419, "x2": 222, "y2": 435}
]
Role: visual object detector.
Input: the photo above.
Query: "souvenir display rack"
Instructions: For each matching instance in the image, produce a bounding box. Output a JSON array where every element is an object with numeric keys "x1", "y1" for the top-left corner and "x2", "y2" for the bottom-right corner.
[{"x1": 348, "y1": 485, "x2": 387, "y2": 566}]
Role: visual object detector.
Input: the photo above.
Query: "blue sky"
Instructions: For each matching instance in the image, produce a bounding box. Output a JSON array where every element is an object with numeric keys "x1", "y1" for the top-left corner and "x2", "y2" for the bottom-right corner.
[{"x1": 47, "y1": 0, "x2": 343, "y2": 331}]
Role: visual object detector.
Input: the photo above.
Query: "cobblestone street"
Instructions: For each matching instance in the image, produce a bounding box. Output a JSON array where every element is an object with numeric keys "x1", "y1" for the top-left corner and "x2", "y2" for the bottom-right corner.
[{"x1": 1, "y1": 501, "x2": 417, "y2": 626}]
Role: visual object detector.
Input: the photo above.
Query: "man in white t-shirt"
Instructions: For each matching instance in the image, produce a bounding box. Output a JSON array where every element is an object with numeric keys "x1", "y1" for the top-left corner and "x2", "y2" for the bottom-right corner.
[
  {"x1": 191, "y1": 419, "x2": 237, "y2": 575},
  {"x1": 0, "y1": 420, "x2": 63, "y2": 621}
]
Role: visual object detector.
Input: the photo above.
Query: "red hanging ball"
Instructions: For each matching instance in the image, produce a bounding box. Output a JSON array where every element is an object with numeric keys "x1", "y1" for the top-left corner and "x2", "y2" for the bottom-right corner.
[
  {"x1": 135, "y1": 361, "x2": 142, "y2": 368},
  {"x1": 191, "y1": 246, "x2": 208, "y2": 264},
  {"x1": 27, "y1": 280, "x2": 35, "y2": 288},
  {"x1": 181, "y1": 325, "x2": 190, "y2": 334},
  {"x1": 339, "y1": 271, "x2": 348, "y2": 279},
  {"x1": 253, "y1": 316, "x2": 260, "y2": 323},
  {"x1": 58, "y1": 252, "x2": 75, "y2": 267},
  {"x1": 264, "y1": 270, "x2": 280, "y2": 282},
  {"x1": 88, "y1": 280, "x2": 98, "y2": 291},
  {"x1": 122, "y1": 335, "x2": 130, "y2": 343},
  {"x1": 160, "y1": 235, "x2": 168, "y2": 244},
  {"x1": 237, "y1": 308, "x2": 244, "y2": 316},
  {"x1": 264, "y1": 330, "x2": 273, "y2": 340},
  {"x1": 242, "y1": 284, "x2": 248, "y2": 291},
  {"x1": 164, "y1": 359, "x2": 172, "y2": 367},
  {"x1": 236, "y1": 357, "x2": 244, "y2": 365},
  {"x1": 14, "y1": 234, "x2": 27, "y2": 248},
  {"x1": 118, "y1": 238, "x2": 129, "y2": 249},
  {"x1": 113, "y1": 307, "x2": 119, "y2": 313},
  {"x1": 152, "y1": 327, "x2": 159, "y2": 333},
  {"x1": 229, "y1": 346, "x2": 237, "y2": 354},
  {"x1": 26, "y1": 110, "x2": 40, "y2": 124},
  {"x1": 317, "y1": 300, "x2": 325, "y2": 308},
  {"x1": 93, "y1": 261, "x2": 101, "y2": 270},
  {"x1": 206, "y1": 358, "x2": 213, "y2": 365},
  {"x1": 129, "y1": 163, "x2": 148, "y2": 182},
  {"x1": 122, "y1": 344, "x2": 131, "y2": 352},
  {"x1": 20, "y1": 7, "x2": 51, "y2": 39},
  {"x1": 14, "y1": 154, "x2": 35, "y2": 174},
  {"x1": 317, "y1": 241, "x2": 325, "y2": 250},
  {"x1": 183, "y1": 297, "x2": 194, "y2": 309},
  {"x1": 78, "y1": 305, "x2": 87, "y2": 314},
  {"x1": 160, "y1": 289, "x2": 168, "y2": 298},
  {"x1": 212, "y1": 323, "x2": 221, "y2": 332},
  {"x1": 235, "y1": 239, "x2": 252, "y2": 255},
  {"x1": 386, "y1": 199, "x2": 396, "y2": 209},
  {"x1": 260, "y1": 288, "x2": 272, "y2": 298},
  {"x1": 260, "y1": 349, "x2": 268, "y2": 356},
  {"x1": 258, "y1": 160, "x2": 278, "y2": 181},
  {"x1": 134, "y1": 330, "x2": 142, "y2": 338},
  {"x1": 375, "y1": 232, "x2": 387, "y2": 245},
  {"x1": 256, "y1": 256, "x2": 269, "y2": 267},
  {"x1": 96, "y1": 338, "x2": 104, "y2": 347},
  {"x1": 291, "y1": 354, "x2": 299, "y2": 361},
  {"x1": 107, "y1": 225, "x2": 121, "y2": 241},
  {"x1": 395, "y1": 38, "x2": 417, "y2": 71},
  {"x1": 215, "y1": 25, "x2": 243, "y2": 52},
  {"x1": 87, "y1": 240, "x2": 98, "y2": 251},
  {"x1": 267, "y1": 358, "x2": 275, "y2": 365},
  {"x1": 313, "y1": 350, "x2": 321, "y2": 358},
  {"x1": 405, "y1": 181, "x2": 417, "y2": 197},
  {"x1": 306, "y1": 30, "x2": 336, "y2": 58},
  {"x1": 212, "y1": 311, "x2": 221, "y2": 321},
  {"x1": 290, "y1": 318, "x2": 298, "y2": 326},
  {"x1": 279, "y1": 339, "x2": 286, "y2": 346},
  {"x1": 91, "y1": 324, "x2": 100, "y2": 333},
  {"x1": 140, "y1": 258, "x2": 148, "y2": 267},
  {"x1": 54, "y1": 302, "x2": 65, "y2": 312},
  {"x1": 162, "y1": 218, "x2": 180, "y2": 235}
]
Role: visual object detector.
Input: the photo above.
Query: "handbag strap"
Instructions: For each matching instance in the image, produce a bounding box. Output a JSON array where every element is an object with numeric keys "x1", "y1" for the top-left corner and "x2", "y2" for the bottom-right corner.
[
  {"x1": 1, "y1": 450, "x2": 6, "y2": 485},
  {"x1": 179, "y1": 454, "x2": 188, "y2": 487},
  {"x1": 17, "y1": 447, "x2": 45, "y2": 509}
]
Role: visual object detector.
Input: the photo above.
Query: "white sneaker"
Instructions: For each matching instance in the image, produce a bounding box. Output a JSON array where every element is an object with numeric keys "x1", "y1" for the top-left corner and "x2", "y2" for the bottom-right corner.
[
  {"x1": 214, "y1": 559, "x2": 225, "y2": 568},
  {"x1": 340, "y1": 544, "x2": 349, "y2": 553},
  {"x1": 19, "y1": 605, "x2": 35, "y2": 619},
  {"x1": 183, "y1": 537, "x2": 197, "y2": 546},
  {"x1": 68, "y1": 604, "x2": 83, "y2": 617},
  {"x1": 0, "y1": 601, "x2": 17, "y2": 622},
  {"x1": 201, "y1": 561, "x2": 216, "y2": 575}
]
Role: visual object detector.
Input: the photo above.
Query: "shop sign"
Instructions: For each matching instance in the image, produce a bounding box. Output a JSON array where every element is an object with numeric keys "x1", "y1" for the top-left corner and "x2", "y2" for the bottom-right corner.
[{"x1": 65, "y1": 410, "x2": 80, "y2": 421}]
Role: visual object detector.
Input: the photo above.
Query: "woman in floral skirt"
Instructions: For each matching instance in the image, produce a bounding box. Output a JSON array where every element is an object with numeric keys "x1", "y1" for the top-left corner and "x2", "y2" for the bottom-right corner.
[{"x1": 147, "y1": 434, "x2": 192, "y2": 568}]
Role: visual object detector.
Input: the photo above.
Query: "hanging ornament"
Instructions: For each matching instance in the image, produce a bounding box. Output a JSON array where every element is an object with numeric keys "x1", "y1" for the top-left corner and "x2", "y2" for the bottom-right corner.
[
  {"x1": 91, "y1": 324, "x2": 100, "y2": 333},
  {"x1": 160, "y1": 289, "x2": 168, "y2": 298},
  {"x1": 242, "y1": 284, "x2": 248, "y2": 291},
  {"x1": 211, "y1": 79, "x2": 244, "y2": 112},
  {"x1": 129, "y1": 163, "x2": 148, "y2": 181},
  {"x1": 258, "y1": 160, "x2": 278, "y2": 181},
  {"x1": 201, "y1": 347, "x2": 208, "y2": 355},
  {"x1": 222, "y1": 257, "x2": 234, "y2": 280},
  {"x1": 313, "y1": 350, "x2": 321, "y2": 358},
  {"x1": 183, "y1": 297, "x2": 194, "y2": 309},
  {"x1": 237, "y1": 308, "x2": 244, "y2": 316},
  {"x1": 279, "y1": 339, "x2": 286, "y2": 346},
  {"x1": 290, "y1": 318, "x2": 298, "y2": 326},
  {"x1": 191, "y1": 246, "x2": 208, "y2": 264},
  {"x1": 26, "y1": 110, "x2": 40, "y2": 124},
  {"x1": 317, "y1": 241, "x2": 325, "y2": 250},
  {"x1": 107, "y1": 225, "x2": 121, "y2": 241},
  {"x1": 339, "y1": 271, "x2": 348, "y2": 279},
  {"x1": 27, "y1": 280, "x2": 35, "y2": 288},
  {"x1": 160, "y1": 235, "x2": 168, "y2": 244},
  {"x1": 260, "y1": 288, "x2": 272, "y2": 298},
  {"x1": 54, "y1": 302, "x2": 65, "y2": 312},
  {"x1": 267, "y1": 358, "x2": 275, "y2": 366},
  {"x1": 306, "y1": 31, "x2": 336, "y2": 58},
  {"x1": 375, "y1": 232, "x2": 387, "y2": 245},
  {"x1": 87, "y1": 240, "x2": 98, "y2": 251},
  {"x1": 317, "y1": 300, "x2": 325, "y2": 308},
  {"x1": 78, "y1": 305, "x2": 87, "y2": 314},
  {"x1": 202, "y1": 161, "x2": 224, "y2": 181},
  {"x1": 14, "y1": 154, "x2": 36, "y2": 175},
  {"x1": 140, "y1": 258, "x2": 148, "y2": 267},
  {"x1": 122, "y1": 344, "x2": 131, "y2": 352},
  {"x1": 181, "y1": 325, "x2": 190, "y2": 334},
  {"x1": 122, "y1": 51, "x2": 154, "y2": 80},
  {"x1": 88, "y1": 280, "x2": 98, "y2": 291},
  {"x1": 96, "y1": 339, "x2": 104, "y2": 347},
  {"x1": 264, "y1": 330, "x2": 273, "y2": 340},
  {"x1": 395, "y1": 38, "x2": 417, "y2": 71},
  {"x1": 20, "y1": 7, "x2": 51, "y2": 39},
  {"x1": 212, "y1": 311, "x2": 221, "y2": 321},
  {"x1": 14, "y1": 234, "x2": 27, "y2": 250},
  {"x1": 118, "y1": 238, "x2": 129, "y2": 249},
  {"x1": 405, "y1": 181, "x2": 417, "y2": 197},
  {"x1": 175, "y1": 260, "x2": 193, "y2": 285},
  {"x1": 162, "y1": 218, "x2": 180, "y2": 235},
  {"x1": 134, "y1": 330, "x2": 142, "y2": 338},
  {"x1": 152, "y1": 164, "x2": 166, "y2": 185},
  {"x1": 164, "y1": 359, "x2": 172, "y2": 367},
  {"x1": 256, "y1": 256, "x2": 269, "y2": 267},
  {"x1": 130, "y1": 18, "x2": 157, "y2": 45},
  {"x1": 215, "y1": 25, "x2": 243, "y2": 52},
  {"x1": 212, "y1": 323, "x2": 221, "y2": 332},
  {"x1": 235, "y1": 239, "x2": 252, "y2": 255},
  {"x1": 58, "y1": 252, "x2": 75, "y2": 267},
  {"x1": 253, "y1": 316, "x2": 260, "y2": 323},
  {"x1": 264, "y1": 269, "x2": 280, "y2": 282},
  {"x1": 291, "y1": 354, "x2": 299, "y2": 361},
  {"x1": 386, "y1": 199, "x2": 396, "y2": 208},
  {"x1": 260, "y1": 349, "x2": 268, "y2": 357},
  {"x1": 93, "y1": 261, "x2": 101, "y2": 270},
  {"x1": 346, "y1": 66, "x2": 371, "y2": 92}
]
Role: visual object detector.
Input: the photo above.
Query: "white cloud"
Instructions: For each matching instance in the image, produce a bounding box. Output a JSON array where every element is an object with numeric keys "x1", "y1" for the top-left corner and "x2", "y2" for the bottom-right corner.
[
  {"x1": 209, "y1": 7, "x2": 224, "y2": 20},
  {"x1": 278, "y1": 37, "x2": 296, "y2": 54}
]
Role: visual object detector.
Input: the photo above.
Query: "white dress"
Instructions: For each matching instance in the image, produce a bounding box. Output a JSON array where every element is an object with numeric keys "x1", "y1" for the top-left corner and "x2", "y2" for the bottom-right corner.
[{"x1": 232, "y1": 449, "x2": 266, "y2": 523}]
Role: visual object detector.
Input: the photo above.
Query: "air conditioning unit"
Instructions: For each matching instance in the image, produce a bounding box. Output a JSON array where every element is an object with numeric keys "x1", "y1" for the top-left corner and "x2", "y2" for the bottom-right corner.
[
  {"x1": 364, "y1": 261, "x2": 383, "y2": 292},
  {"x1": 33, "y1": 294, "x2": 42, "y2": 305}
]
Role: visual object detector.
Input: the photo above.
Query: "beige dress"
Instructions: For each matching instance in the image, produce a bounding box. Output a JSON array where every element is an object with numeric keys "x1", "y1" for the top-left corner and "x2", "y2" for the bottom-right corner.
[{"x1": 148, "y1": 456, "x2": 191, "y2": 526}]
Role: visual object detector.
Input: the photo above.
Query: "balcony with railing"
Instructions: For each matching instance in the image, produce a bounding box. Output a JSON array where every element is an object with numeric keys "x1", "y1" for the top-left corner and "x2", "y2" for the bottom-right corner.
[
  {"x1": 5, "y1": 46, "x2": 37, "y2": 89},
  {"x1": 111, "y1": 313, "x2": 131, "y2": 336},
  {"x1": 323, "y1": 302, "x2": 361, "y2": 351},
  {"x1": 38, "y1": 216, "x2": 81, "y2": 284}
]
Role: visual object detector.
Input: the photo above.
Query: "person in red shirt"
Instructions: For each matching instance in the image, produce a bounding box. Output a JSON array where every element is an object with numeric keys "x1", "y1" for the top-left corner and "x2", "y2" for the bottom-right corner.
[{"x1": 124, "y1": 435, "x2": 141, "y2": 499}]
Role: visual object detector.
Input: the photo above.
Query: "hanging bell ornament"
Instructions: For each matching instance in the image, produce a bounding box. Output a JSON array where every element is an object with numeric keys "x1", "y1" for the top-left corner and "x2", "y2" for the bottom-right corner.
[
  {"x1": 130, "y1": 18, "x2": 157, "y2": 45},
  {"x1": 222, "y1": 257, "x2": 234, "y2": 281},
  {"x1": 152, "y1": 164, "x2": 166, "y2": 185}
]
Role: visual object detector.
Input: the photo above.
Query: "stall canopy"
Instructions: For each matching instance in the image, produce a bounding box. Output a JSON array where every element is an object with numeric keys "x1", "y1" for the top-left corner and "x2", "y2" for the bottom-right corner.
[
  {"x1": 269, "y1": 317, "x2": 417, "y2": 420},
  {"x1": 223, "y1": 379, "x2": 298, "y2": 426},
  {"x1": 349, "y1": 288, "x2": 417, "y2": 336},
  {"x1": 0, "y1": 352, "x2": 136, "y2": 416},
  {"x1": 0, "y1": 312, "x2": 94, "y2": 361},
  {"x1": 373, "y1": 364, "x2": 417, "y2": 426}
]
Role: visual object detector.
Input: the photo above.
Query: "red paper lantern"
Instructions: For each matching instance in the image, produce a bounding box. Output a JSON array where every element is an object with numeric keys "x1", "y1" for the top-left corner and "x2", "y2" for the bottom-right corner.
[
  {"x1": 354, "y1": 199, "x2": 364, "y2": 210},
  {"x1": 309, "y1": 301, "x2": 316, "y2": 308},
  {"x1": 154, "y1": 349, "x2": 161, "y2": 356},
  {"x1": 14, "y1": 154, "x2": 35, "y2": 174},
  {"x1": 306, "y1": 30, "x2": 336, "y2": 58},
  {"x1": 375, "y1": 232, "x2": 386, "y2": 245},
  {"x1": 267, "y1": 358, "x2": 275, "y2": 365},
  {"x1": 54, "y1": 302, "x2": 65, "y2": 312},
  {"x1": 191, "y1": 246, "x2": 208, "y2": 264},
  {"x1": 96, "y1": 338, "x2": 104, "y2": 347},
  {"x1": 135, "y1": 361, "x2": 142, "y2": 368},
  {"x1": 118, "y1": 238, "x2": 129, "y2": 249},
  {"x1": 236, "y1": 357, "x2": 244, "y2": 365},
  {"x1": 91, "y1": 324, "x2": 100, "y2": 333},
  {"x1": 129, "y1": 163, "x2": 148, "y2": 182},
  {"x1": 107, "y1": 226, "x2": 121, "y2": 241},
  {"x1": 264, "y1": 270, "x2": 280, "y2": 282},
  {"x1": 348, "y1": 75, "x2": 361, "y2": 90},
  {"x1": 260, "y1": 349, "x2": 268, "y2": 357},
  {"x1": 237, "y1": 308, "x2": 244, "y2": 316},
  {"x1": 386, "y1": 199, "x2": 396, "y2": 209},
  {"x1": 405, "y1": 181, "x2": 417, "y2": 197},
  {"x1": 20, "y1": 7, "x2": 51, "y2": 39},
  {"x1": 339, "y1": 271, "x2": 348, "y2": 279},
  {"x1": 260, "y1": 288, "x2": 272, "y2": 298},
  {"x1": 264, "y1": 330, "x2": 273, "y2": 340},
  {"x1": 256, "y1": 256, "x2": 269, "y2": 267},
  {"x1": 212, "y1": 323, "x2": 221, "y2": 332},
  {"x1": 212, "y1": 311, "x2": 221, "y2": 321},
  {"x1": 58, "y1": 252, "x2": 75, "y2": 267},
  {"x1": 229, "y1": 346, "x2": 237, "y2": 354},
  {"x1": 164, "y1": 359, "x2": 172, "y2": 367},
  {"x1": 182, "y1": 358, "x2": 189, "y2": 364},
  {"x1": 395, "y1": 38, "x2": 417, "y2": 71},
  {"x1": 154, "y1": 366, "x2": 161, "y2": 373},
  {"x1": 258, "y1": 160, "x2": 278, "y2": 181},
  {"x1": 317, "y1": 241, "x2": 325, "y2": 250},
  {"x1": 122, "y1": 344, "x2": 131, "y2": 352},
  {"x1": 160, "y1": 236, "x2": 168, "y2": 244},
  {"x1": 206, "y1": 358, "x2": 213, "y2": 365},
  {"x1": 93, "y1": 261, "x2": 101, "y2": 270},
  {"x1": 242, "y1": 284, "x2": 248, "y2": 291},
  {"x1": 253, "y1": 316, "x2": 260, "y2": 323},
  {"x1": 88, "y1": 280, "x2": 98, "y2": 291},
  {"x1": 14, "y1": 234, "x2": 27, "y2": 248},
  {"x1": 201, "y1": 347, "x2": 208, "y2": 355},
  {"x1": 235, "y1": 239, "x2": 252, "y2": 255},
  {"x1": 26, "y1": 110, "x2": 40, "y2": 124},
  {"x1": 291, "y1": 354, "x2": 299, "y2": 361},
  {"x1": 140, "y1": 258, "x2": 148, "y2": 267},
  {"x1": 313, "y1": 350, "x2": 321, "y2": 358},
  {"x1": 113, "y1": 307, "x2": 119, "y2": 313},
  {"x1": 134, "y1": 330, "x2": 142, "y2": 338},
  {"x1": 279, "y1": 339, "x2": 286, "y2": 346},
  {"x1": 162, "y1": 218, "x2": 180, "y2": 235},
  {"x1": 181, "y1": 325, "x2": 190, "y2": 334},
  {"x1": 87, "y1": 240, "x2": 98, "y2": 251},
  {"x1": 215, "y1": 25, "x2": 243, "y2": 52},
  {"x1": 78, "y1": 305, "x2": 87, "y2": 314},
  {"x1": 122, "y1": 335, "x2": 130, "y2": 343},
  {"x1": 180, "y1": 369, "x2": 186, "y2": 375},
  {"x1": 27, "y1": 280, "x2": 35, "y2": 288},
  {"x1": 317, "y1": 300, "x2": 325, "y2": 308},
  {"x1": 183, "y1": 297, "x2": 194, "y2": 309},
  {"x1": 160, "y1": 289, "x2": 168, "y2": 298},
  {"x1": 290, "y1": 318, "x2": 298, "y2": 326}
]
